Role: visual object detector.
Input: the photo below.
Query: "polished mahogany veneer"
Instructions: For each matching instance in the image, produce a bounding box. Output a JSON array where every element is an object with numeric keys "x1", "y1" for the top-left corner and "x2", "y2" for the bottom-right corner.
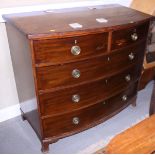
[
  {"x1": 3, "y1": 4, "x2": 153, "y2": 153},
  {"x1": 36, "y1": 42, "x2": 145, "y2": 91},
  {"x1": 111, "y1": 22, "x2": 149, "y2": 50},
  {"x1": 42, "y1": 83, "x2": 138, "y2": 138},
  {"x1": 33, "y1": 33, "x2": 108, "y2": 65},
  {"x1": 39, "y1": 65, "x2": 140, "y2": 117}
]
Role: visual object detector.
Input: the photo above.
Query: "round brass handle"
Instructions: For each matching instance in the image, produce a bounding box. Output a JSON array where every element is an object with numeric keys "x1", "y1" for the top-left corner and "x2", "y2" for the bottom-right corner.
[
  {"x1": 72, "y1": 94, "x2": 80, "y2": 103},
  {"x1": 71, "y1": 45, "x2": 81, "y2": 55},
  {"x1": 72, "y1": 117, "x2": 80, "y2": 125},
  {"x1": 72, "y1": 69, "x2": 80, "y2": 78},
  {"x1": 131, "y1": 33, "x2": 138, "y2": 41},
  {"x1": 122, "y1": 95, "x2": 128, "y2": 101},
  {"x1": 125, "y1": 74, "x2": 131, "y2": 82},
  {"x1": 128, "y1": 52, "x2": 135, "y2": 60},
  {"x1": 102, "y1": 101, "x2": 106, "y2": 105}
]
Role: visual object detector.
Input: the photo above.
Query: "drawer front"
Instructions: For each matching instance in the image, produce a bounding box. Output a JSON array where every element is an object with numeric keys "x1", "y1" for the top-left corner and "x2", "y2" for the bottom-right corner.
[
  {"x1": 111, "y1": 22, "x2": 149, "y2": 50},
  {"x1": 42, "y1": 83, "x2": 137, "y2": 138},
  {"x1": 33, "y1": 33, "x2": 108, "y2": 65},
  {"x1": 39, "y1": 65, "x2": 141, "y2": 117},
  {"x1": 36, "y1": 42, "x2": 145, "y2": 91}
]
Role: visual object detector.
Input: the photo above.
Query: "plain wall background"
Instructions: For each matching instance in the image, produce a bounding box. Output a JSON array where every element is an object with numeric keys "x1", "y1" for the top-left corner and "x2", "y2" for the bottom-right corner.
[
  {"x1": 0, "y1": 0, "x2": 132, "y2": 110},
  {"x1": 0, "y1": 0, "x2": 132, "y2": 8}
]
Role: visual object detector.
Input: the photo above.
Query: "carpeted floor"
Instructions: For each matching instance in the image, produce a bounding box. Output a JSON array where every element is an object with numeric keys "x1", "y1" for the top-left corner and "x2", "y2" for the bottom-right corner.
[{"x1": 0, "y1": 81, "x2": 153, "y2": 154}]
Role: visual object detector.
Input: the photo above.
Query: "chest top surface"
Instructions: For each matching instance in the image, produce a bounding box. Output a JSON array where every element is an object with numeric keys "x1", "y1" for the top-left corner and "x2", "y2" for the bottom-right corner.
[{"x1": 3, "y1": 4, "x2": 152, "y2": 39}]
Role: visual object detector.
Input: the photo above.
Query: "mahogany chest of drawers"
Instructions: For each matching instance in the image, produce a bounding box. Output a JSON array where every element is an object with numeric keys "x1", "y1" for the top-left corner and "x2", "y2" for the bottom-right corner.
[{"x1": 3, "y1": 4, "x2": 153, "y2": 152}]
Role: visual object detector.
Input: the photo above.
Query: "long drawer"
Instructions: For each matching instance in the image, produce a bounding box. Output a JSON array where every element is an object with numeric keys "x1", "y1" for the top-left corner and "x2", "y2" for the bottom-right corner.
[
  {"x1": 39, "y1": 65, "x2": 140, "y2": 117},
  {"x1": 33, "y1": 33, "x2": 108, "y2": 65},
  {"x1": 42, "y1": 83, "x2": 137, "y2": 138},
  {"x1": 36, "y1": 42, "x2": 145, "y2": 91},
  {"x1": 111, "y1": 21, "x2": 149, "y2": 50}
]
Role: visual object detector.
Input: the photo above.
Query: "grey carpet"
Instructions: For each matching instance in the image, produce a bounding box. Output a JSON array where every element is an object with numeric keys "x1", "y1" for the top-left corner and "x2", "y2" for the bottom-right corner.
[{"x1": 0, "y1": 81, "x2": 153, "y2": 154}]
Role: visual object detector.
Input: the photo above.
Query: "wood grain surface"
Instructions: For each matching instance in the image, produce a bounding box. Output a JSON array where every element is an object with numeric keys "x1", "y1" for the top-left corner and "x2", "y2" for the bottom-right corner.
[
  {"x1": 39, "y1": 65, "x2": 140, "y2": 117},
  {"x1": 33, "y1": 33, "x2": 108, "y2": 65},
  {"x1": 3, "y1": 4, "x2": 152, "y2": 39},
  {"x1": 42, "y1": 83, "x2": 137, "y2": 138},
  {"x1": 104, "y1": 114, "x2": 155, "y2": 154},
  {"x1": 111, "y1": 22, "x2": 149, "y2": 50},
  {"x1": 36, "y1": 41, "x2": 145, "y2": 92}
]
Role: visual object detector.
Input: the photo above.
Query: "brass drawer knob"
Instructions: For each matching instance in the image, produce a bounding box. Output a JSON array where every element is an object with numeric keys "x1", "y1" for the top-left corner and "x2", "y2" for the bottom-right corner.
[
  {"x1": 128, "y1": 52, "x2": 135, "y2": 60},
  {"x1": 71, "y1": 45, "x2": 81, "y2": 55},
  {"x1": 72, "y1": 69, "x2": 80, "y2": 78},
  {"x1": 72, "y1": 94, "x2": 80, "y2": 103},
  {"x1": 131, "y1": 33, "x2": 138, "y2": 41},
  {"x1": 102, "y1": 101, "x2": 106, "y2": 105},
  {"x1": 72, "y1": 117, "x2": 80, "y2": 125},
  {"x1": 122, "y1": 95, "x2": 128, "y2": 101},
  {"x1": 125, "y1": 74, "x2": 131, "y2": 82}
]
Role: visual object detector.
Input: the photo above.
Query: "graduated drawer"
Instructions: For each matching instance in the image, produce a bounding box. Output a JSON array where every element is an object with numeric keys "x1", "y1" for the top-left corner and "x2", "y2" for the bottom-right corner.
[
  {"x1": 111, "y1": 22, "x2": 149, "y2": 50},
  {"x1": 36, "y1": 42, "x2": 145, "y2": 91},
  {"x1": 39, "y1": 65, "x2": 140, "y2": 117},
  {"x1": 33, "y1": 33, "x2": 108, "y2": 65},
  {"x1": 42, "y1": 83, "x2": 137, "y2": 138}
]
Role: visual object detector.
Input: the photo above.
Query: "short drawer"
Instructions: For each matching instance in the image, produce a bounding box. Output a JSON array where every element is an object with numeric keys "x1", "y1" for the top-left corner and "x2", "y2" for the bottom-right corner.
[
  {"x1": 36, "y1": 42, "x2": 145, "y2": 91},
  {"x1": 111, "y1": 22, "x2": 149, "y2": 50},
  {"x1": 42, "y1": 83, "x2": 137, "y2": 138},
  {"x1": 33, "y1": 33, "x2": 108, "y2": 65},
  {"x1": 39, "y1": 65, "x2": 140, "y2": 117}
]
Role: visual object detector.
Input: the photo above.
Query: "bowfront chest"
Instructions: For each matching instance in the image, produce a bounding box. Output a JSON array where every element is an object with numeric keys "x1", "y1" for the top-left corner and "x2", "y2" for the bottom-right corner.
[{"x1": 3, "y1": 4, "x2": 153, "y2": 152}]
